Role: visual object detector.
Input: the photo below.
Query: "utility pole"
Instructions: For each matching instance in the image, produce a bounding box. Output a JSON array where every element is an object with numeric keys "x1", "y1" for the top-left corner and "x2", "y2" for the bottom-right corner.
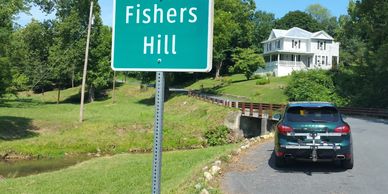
[{"x1": 79, "y1": 1, "x2": 93, "y2": 123}]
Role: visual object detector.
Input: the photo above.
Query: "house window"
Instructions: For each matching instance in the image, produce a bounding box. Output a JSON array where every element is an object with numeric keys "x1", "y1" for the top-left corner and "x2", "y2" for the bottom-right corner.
[
  {"x1": 277, "y1": 40, "x2": 281, "y2": 49},
  {"x1": 320, "y1": 42, "x2": 324, "y2": 50},
  {"x1": 315, "y1": 56, "x2": 318, "y2": 64},
  {"x1": 317, "y1": 41, "x2": 320, "y2": 49},
  {"x1": 298, "y1": 40, "x2": 301, "y2": 49},
  {"x1": 270, "y1": 43, "x2": 272, "y2": 50},
  {"x1": 295, "y1": 40, "x2": 298, "y2": 48},
  {"x1": 322, "y1": 56, "x2": 325, "y2": 65},
  {"x1": 326, "y1": 56, "x2": 329, "y2": 65},
  {"x1": 297, "y1": 55, "x2": 301, "y2": 61},
  {"x1": 280, "y1": 54, "x2": 284, "y2": 60},
  {"x1": 292, "y1": 40, "x2": 294, "y2": 48},
  {"x1": 324, "y1": 41, "x2": 327, "y2": 50}
]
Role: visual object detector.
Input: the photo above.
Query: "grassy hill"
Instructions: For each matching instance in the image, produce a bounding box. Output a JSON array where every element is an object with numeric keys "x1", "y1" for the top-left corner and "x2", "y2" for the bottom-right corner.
[
  {"x1": 186, "y1": 74, "x2": 290, "y2": 104},
  {"x1": 0, "y1": 82, "x2": 233, "y2": 157},
  {"x1": 0, "y1": 145, "x2": 235, "y2": 193}
]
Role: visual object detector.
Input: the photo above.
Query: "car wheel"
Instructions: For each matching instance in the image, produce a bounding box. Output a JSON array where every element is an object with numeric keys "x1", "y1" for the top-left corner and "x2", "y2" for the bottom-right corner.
[
  {"x1": 341, "y1": 155, "x2": 354, "y2": 169},
  {"x1": 275, "y1": 155, "x2": 286, "y2": 168}
]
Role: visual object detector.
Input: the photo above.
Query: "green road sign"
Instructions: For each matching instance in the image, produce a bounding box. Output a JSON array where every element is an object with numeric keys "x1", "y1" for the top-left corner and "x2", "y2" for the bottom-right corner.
[{"x1": 111, "y1": 0, "x2": 214, "y2": 72}]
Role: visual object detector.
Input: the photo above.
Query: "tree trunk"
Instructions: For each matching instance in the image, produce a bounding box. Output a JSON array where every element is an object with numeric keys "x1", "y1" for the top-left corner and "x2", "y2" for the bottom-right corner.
[
  {"x1": 112, "y1": 71, "x2": 116, "y2": 103},
  {"x1": 215, "y1": 61, "x2": 223, "y2": 79},
  {"x1": 57, "y1": 88, "x2": 61, "y2": 104},
  {"x1": 71, "y1": 64, "x2": 75, "y2": 88},
  {"x1": 88, "y1": 86, "x2": 95, "y2": 102}
]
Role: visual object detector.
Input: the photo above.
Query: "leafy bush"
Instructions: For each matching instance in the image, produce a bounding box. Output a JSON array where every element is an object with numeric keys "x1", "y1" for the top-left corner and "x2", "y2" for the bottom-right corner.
[
  {"x1": 204, "y1": 126, "x2": 230, "y2": 146},
  {"x1": 252, "y1": 75, "x2": 262, "y2": 80},
  {"x1": 285, "y1": 70, "x2": 349, "y2": 106},
  {"x1": 255, "y1": 77, "x2": 270, "y2": 85},
  {"x1": 220, "y1": 77, "x2": 232, "y2": 86}
]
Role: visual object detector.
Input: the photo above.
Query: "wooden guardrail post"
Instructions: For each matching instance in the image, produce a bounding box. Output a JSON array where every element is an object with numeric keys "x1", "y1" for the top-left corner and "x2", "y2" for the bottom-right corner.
[
  {"x1": 242, "y1": 102, "x2": 245, "y2": 115},
  {"x1": 259, "y1": 104, "x2": 263, "y2": 118},
  {"x1": 249, "y1": 103, "x2": 253, "y2": 117},
  {"x1": 269, "y1": 104, "x2": 273, "y2": 119}
]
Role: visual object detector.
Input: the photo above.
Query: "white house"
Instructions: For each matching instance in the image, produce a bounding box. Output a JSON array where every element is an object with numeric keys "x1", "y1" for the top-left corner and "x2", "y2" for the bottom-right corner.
[{"x1": 258, "y1": 27, "x2": 340, "y2": 77}]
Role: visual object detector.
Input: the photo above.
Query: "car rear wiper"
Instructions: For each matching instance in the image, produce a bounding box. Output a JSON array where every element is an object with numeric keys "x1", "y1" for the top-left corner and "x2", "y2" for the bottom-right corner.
[{"x1": 311, "y1": 119, "x2": 329, "y2": 123}]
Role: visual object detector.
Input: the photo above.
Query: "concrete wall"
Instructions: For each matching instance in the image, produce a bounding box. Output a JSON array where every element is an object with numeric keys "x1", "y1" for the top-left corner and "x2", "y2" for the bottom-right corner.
[{"x1": 239, "y1": 116, "x2": 278, "y2": 138}]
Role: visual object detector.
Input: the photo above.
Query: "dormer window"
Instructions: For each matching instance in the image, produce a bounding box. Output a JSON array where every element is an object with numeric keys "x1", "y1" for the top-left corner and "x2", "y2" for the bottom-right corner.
[
  {"x1": 317, "y1": 41, "x2": 326, "y2": 50},
  {"x1": 277, "y1": 40, "x2": 281, "y2": 49},
  {"x1": 292, "y1": 40, "x2": 299, "y2": 49}
]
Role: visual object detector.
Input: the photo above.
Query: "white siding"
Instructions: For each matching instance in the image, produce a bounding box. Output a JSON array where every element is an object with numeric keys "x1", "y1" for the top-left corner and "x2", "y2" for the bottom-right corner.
[{"x1": 260, "y1": 28, "x2": 340, "y2": 76}]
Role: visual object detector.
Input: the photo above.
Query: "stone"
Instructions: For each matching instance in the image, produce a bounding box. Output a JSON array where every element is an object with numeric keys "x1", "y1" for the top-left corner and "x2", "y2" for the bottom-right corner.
[
  {"x1": 210, "y1": 165, "x2": 221, "y2": 175},
  {"x1": 200, "y1": 188, "x2": 210, "y2": 194},
  {"x1": 204, "y1": 172, "x2": 213, "y2": 181},
  {"x1": 194, "y1": 183, "x2": 202, "y2": 190},
  {"x1": 214, "y1": 160, "x2": 222, "y2": 166},
  {"x1": 202, "y1": 166, "x2": 209, "y2": 171}
]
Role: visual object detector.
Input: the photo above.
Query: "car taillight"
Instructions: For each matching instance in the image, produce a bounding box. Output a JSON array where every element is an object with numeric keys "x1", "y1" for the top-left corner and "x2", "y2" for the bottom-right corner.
[
  {"x1": 277, "y1": 124, "x2": 293, "y2": 135},
  {"x1": 334, "y1": 124, "x2": 351, "y2": 135}
]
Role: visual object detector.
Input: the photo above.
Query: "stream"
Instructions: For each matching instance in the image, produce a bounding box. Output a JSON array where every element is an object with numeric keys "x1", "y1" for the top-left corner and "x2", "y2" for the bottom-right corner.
[{"x1": 0, "y1": 156, "x2": 91, "y2": 178}]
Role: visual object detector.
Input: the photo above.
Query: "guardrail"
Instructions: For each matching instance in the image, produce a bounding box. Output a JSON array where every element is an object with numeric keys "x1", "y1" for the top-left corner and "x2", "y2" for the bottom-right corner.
[{"x1": 188, "y1": 91, "x2": 388, "y2": 119}]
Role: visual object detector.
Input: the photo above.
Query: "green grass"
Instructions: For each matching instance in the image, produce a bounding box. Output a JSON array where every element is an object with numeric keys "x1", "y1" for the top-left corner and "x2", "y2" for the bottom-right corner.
[
  {"x1": 0, "y1": 144, "x2": 236, "y2": 194},
  {"x1": 0, "y1": 83, "x2": 233, "y2": 157},
  {"x1": 186, "y1": 74, "x2": 290, "y2": 104}
]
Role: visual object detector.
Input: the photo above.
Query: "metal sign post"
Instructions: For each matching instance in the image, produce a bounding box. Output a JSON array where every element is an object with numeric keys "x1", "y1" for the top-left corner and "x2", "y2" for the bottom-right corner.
[
  {"x1": 111, "y1": 1, "x2": 214, "y2": 193},
  {"x1": 152, "y1": 72, "x2": 165, "y2": 194}
]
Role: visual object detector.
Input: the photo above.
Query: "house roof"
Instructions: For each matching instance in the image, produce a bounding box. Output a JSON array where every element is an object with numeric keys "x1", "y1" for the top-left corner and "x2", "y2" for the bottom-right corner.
[{"x1": 262, "y1": 27, "x2": 334, "y2": 43}]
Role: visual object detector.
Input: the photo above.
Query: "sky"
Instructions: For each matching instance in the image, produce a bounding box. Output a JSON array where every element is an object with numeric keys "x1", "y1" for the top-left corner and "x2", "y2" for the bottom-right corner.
[{"x1": 17, "y1": 0, "x2": 349, "y2": 27}]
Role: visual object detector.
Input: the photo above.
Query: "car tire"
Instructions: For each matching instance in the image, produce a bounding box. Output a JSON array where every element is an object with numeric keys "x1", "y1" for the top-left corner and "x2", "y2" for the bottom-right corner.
[
  {"x1": 275, "y1": 155, "x2": 286, "y2": 168},
  {"x1": 341, "y1": 155, "x2": 354, "y2": 169}
]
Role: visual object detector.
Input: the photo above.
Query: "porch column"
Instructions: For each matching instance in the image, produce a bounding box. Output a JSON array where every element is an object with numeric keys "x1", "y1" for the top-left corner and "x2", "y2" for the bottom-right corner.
[
  {"x1": 270, "y1": 55, "x2": 272, "y2": 63},
  {"x1": 277, "y1": 54, "x2": 280, "y2": 62},
  {"x1": 294, "y1": 55, "x2": 296, "y2": 66}
]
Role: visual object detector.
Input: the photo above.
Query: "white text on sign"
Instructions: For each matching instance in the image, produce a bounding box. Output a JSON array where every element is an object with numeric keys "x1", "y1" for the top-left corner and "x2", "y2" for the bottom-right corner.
[{"x1": 125, "y1": 4, "x2": 199, "y2": 56}]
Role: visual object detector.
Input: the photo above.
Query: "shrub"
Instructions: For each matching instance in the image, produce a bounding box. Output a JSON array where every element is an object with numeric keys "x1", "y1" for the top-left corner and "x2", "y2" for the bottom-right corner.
[
  {"x1": 204, "y1": 126, "x2": 230, "y2": 146},
  {"x1": 252, "y1": 75, "x2": 262, "y2": 80},
  {"x1": 255, "y1": 77, "x2": 270, "y2": 85},
  {"x1": 285, "y1": 70, "x2": 349, "y2": 106}
]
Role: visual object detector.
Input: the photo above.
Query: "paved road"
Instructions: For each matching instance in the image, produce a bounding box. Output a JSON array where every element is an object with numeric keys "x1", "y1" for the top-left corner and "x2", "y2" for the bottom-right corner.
[{"x1": 221, "y1": 117, "x2": 388, "y2": 194}]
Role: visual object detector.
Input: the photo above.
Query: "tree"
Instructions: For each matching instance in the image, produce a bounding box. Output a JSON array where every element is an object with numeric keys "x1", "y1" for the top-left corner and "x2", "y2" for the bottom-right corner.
[
  {"x1": 87, "y1": 25, "x2": 113, "y2": 102},
  {"x1": 230, "y1": 48, "x2": 265, "y2": 80},
  {"x1": 275, "y1": 11, "x2": 321, "y2": 32},
  {"x1": 212, "y1": 0, "x2": 256, "y2": 79},
  {"x1": 0, "y1": 0, "x2": 37, "y2": 96},
  {"x1": 285, "y1": 70, "x2": 348, "y2": 106},
  {"x1": 306, "y1": 4, "x2": 331, "y2": 24},
  {"x1": 252, "y1": 11, "x2": 276, "y2": 51},
  {"x1": 213, "y1": 10, "x2": 238, "y2": 79},
  {"x1": 9, "y1": 20, "x2": 54, "y2": 92},
  {"x1": 306, "y1": 4, "x2": 338, "y2": 36}
]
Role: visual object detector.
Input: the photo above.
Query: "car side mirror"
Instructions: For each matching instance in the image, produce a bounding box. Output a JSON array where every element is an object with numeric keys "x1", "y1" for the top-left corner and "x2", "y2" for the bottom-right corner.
[{"x1": 273, "y1": 114, "x2": 282, "y2": 121}]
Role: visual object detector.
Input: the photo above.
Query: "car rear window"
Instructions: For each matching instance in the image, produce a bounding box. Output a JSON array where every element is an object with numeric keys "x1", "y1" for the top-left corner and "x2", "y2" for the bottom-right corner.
[{"x1": 286, "y1": 106, "x2": 339, "y2": 122}]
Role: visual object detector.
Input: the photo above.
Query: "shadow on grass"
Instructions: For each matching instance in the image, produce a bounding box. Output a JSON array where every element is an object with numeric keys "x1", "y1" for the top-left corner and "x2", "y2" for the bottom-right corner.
[
  {"x1": 0, "y1": 116, "x2": 39, "y2": 140},
  {"x1": 268, "y1": 151, "x2": 346, "y2": 175},
  {"x1": 61, "y1": 85, "x2": 124, "y2": 104},
  {"x1": 137, "y1": 93, "x2": 181, "y2": 106},
  {"x1": 0, "y1": 98, "x2": 45, "y2": 108}
]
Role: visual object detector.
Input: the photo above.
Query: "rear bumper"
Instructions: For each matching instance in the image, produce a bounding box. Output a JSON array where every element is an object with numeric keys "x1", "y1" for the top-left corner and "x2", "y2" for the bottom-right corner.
[{"x1": 277, "y1": 144, "x2": 352, "y2": 161}]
